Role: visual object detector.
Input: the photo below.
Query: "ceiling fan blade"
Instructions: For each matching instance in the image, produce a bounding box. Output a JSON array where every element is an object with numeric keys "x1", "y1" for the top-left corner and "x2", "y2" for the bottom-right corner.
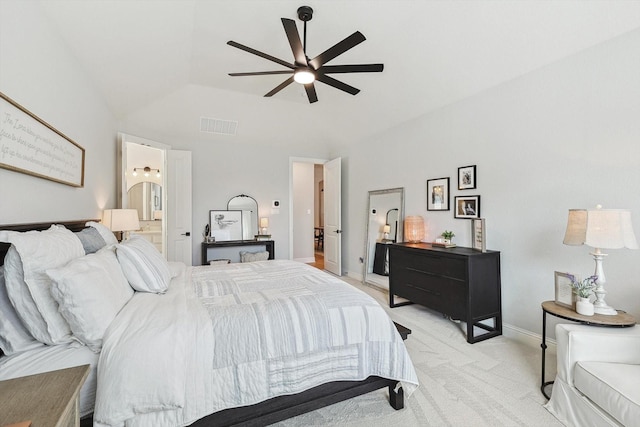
[
  {"x1": 281, "y1": 18, "x2": 307, "y2": 66},
  {"x1": 319, "y1": 64, "x2": 384, "y2": 74},
  {"x1": 265, "y1": 76, "x2": 295, "y2": 97},
  {"x1": 316, "y1": 74, "x2": 360, "y2": 95},
  {"x1": 304, "y1": 83, "x2": 318, "y2": 103},
  {"x1": 308, "y1": 31, "x2": 366, "y2": 69},
  {"x1": 227, "y1": 41, "x2": 295, "y2": 70},
  {"x1": 229, "y1": 70, "x2": 293, "y2": 77}
]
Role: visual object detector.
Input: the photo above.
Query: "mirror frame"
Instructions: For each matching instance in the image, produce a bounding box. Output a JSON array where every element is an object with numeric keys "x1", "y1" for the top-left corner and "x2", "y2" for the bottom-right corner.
[
  {"x1": 227, "y1": 194, "x2": 258, "y2": 240},
  {"x1": 363, "y1": 187, "x2": 404, "y2": 288}
]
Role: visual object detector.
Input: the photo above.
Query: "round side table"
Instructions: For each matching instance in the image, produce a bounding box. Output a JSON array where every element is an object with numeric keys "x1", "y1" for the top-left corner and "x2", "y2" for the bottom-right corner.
[{"x1": 540, "y1": 300, "x2": 636, "y2": 399}]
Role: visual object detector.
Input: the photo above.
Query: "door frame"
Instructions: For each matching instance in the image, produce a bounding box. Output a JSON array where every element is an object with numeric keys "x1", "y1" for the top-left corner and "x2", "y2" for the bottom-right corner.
[{"x1": 288, "y1": 156, "x2": 328, "y2": 263}]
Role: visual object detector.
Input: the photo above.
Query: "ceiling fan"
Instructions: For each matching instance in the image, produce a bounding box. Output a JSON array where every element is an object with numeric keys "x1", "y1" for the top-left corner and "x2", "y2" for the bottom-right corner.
[{"x1": 227, "y1": 6, "x2": 384, "y2": 104}]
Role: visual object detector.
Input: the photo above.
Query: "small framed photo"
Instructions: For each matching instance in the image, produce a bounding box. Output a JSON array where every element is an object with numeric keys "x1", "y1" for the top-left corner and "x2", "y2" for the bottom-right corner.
[
  {"x1": 458, "y1": 165, "x2": 476, "y2": 190},
  {"x1": 454, "y1": 195, "x2": 480, "y2": 219},
  {"x1": 426, "y1": 177, "x2": 450, "y2": 211},
  {"x1": 209, "y1": 210, "x2": 243, "y2": 241},
  {"x1": 471, "y1": 218, "x2": 486, "y2": 252},
  {"x1": 554, "y1": 271, "x2": 576, "y2": 308}
]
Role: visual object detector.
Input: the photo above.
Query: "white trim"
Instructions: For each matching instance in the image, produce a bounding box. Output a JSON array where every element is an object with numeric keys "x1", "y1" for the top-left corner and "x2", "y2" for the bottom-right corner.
[
  {"x1": 288, "y1": 157, "x2": 328, "y2": 261},
  {"x1": 294, "y1": 257, "x2": 316, "y2": 263}
]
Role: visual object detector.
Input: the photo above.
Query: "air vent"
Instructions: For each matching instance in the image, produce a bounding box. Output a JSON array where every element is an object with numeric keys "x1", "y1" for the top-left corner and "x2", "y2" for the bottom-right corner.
[{"x1": 200, "y1": 117, "x2": 238, "y2": 136}]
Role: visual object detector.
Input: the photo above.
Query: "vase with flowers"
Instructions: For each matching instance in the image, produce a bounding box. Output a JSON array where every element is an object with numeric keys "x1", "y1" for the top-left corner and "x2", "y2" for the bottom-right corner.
[{"x1": 568, "y1": 274, "x2": 597, "y2": 316}]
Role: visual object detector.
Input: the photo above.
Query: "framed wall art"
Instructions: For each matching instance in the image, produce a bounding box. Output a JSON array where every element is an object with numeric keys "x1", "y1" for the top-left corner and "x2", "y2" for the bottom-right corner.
[
  {"x1": 554, "y1": 271, "x2": 576, "y2": 308},
  {"x1": 0, "y1": 91, "x2": 85, "y2": 187},
  {"x1": 458, "y1": 165, "x2": 476, "y2": 190},
  {"x1": 471, "y1": 218, "x2": 486, "y2": 252},
  {"x1": 209, "y1": 210, "x2": 243, "y2": 241},
  {"x1": 426, "y1": 177, "x2": 450, "y2": 211},
  {"x1": 454, "y1": 195, "x2": 480, "y2": 219}
]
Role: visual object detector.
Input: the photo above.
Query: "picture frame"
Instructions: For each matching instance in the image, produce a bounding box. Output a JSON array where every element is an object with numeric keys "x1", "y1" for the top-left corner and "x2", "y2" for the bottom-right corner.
[
  {"x1": 426, "y1": 177, "x2": 450, "y2": 211},
  {"x1": 454, "y1": 195, "x2": 480, "y2": 219},
  {"x1": 554, "y1": 271, "x2": 576, "y2": 308},
  {"x1": 0, "y1": 91, "x2": 85, "y2": 187},
  {"x1": 209, "y1": 210, "x2": 243, "y2": 241},
  {"x1": 458, "y1": 165, "x2": 476, "y2": 190},
  {"x1": 471, "y1": 218, "x2": 486, "y2": 252}
]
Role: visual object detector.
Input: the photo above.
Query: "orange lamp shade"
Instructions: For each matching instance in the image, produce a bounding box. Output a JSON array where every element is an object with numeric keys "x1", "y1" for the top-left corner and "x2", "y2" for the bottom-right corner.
[{"x1": 404, "y1": 216, "x2": 425, "y2": 243}]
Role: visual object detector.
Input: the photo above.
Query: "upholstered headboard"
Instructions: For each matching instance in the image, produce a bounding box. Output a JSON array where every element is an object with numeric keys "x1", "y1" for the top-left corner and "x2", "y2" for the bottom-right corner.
[{"x1": 0, "y1": 219, "x2": 96, "y2": 266}]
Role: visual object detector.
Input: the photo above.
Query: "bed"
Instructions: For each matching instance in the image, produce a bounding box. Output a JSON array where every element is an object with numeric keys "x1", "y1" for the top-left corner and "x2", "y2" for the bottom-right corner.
[{"x1": 0, "y1": 219, "x2": 418, "y2": 426}]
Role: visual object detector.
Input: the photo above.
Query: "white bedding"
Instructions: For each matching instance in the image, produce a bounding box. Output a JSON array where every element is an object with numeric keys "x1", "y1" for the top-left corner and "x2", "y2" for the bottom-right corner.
[
  {"x1": 0, "y1": 342, "x2": 99, "y2": 417},
  {"x1": 94, "y1": 260, "x2": 418, "y2": 427}
]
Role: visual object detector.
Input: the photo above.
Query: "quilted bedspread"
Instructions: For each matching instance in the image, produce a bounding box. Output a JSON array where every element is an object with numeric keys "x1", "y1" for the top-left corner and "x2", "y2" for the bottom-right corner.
[{"x1": 94, "y1": 260, "x2": 418, "y2": 427}]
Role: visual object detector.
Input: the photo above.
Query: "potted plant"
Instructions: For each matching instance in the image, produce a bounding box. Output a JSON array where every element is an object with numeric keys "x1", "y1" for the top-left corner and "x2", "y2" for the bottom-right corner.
[
  {"x1": 568, "y1": 274, "x2": 597, "y2": 316},
  {"x1": 441, "y1": 230, "x2": 455, "y2": 243}
]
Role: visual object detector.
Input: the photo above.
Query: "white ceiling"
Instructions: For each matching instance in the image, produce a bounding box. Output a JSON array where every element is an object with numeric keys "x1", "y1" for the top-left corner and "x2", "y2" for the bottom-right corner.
[{"x1": 40, "y1": 0, "x2": 640, "y2": 149}]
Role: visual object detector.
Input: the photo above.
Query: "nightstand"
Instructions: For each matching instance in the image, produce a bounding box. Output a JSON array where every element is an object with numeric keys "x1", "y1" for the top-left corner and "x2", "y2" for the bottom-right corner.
[{"x1": 0, "y1": 364, "x2": 90, "y2": 427}]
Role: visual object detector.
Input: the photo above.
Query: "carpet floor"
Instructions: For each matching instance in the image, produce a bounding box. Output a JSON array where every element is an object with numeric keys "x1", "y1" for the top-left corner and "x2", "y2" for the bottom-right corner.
[{"x1": 274, "y1": 277, "x2": 563, "y2": 427}]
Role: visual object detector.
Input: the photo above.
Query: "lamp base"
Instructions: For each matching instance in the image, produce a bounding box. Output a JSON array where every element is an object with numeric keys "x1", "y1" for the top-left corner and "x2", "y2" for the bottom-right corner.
[{"x1": 594, "y1": 305, "x2": 617, "y2": 315}]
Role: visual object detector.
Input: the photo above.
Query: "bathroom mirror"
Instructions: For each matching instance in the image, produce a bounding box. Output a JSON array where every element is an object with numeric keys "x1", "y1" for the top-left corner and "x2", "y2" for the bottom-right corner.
[
  {"x1": 128, "y1": 182, "x2": 162, "y2": 220},
  {"x1": 227, "y1": 194, "x2": 258, "y2": 240},
  {"x1": 363, "y1": 188, "x2": 404, "y2": 290}
]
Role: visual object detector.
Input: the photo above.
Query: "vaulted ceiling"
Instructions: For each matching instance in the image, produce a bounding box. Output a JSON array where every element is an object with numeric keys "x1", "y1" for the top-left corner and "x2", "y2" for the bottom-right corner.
[{"x1": 40, "y1": 1, "x2": 640, "y2": 149}]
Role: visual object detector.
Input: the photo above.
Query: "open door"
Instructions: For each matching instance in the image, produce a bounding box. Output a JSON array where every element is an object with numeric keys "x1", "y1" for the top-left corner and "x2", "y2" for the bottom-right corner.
[
  {"x1": 323, "y1": 157, "x2": 342, "y2": 275},
  {"x1": 166, "y1": 150, "x2": 192, "y2": 265}
]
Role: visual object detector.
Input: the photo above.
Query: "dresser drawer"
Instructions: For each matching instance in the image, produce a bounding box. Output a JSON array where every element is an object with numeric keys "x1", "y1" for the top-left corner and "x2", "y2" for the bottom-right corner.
[
  {"x1": 393, "y1": 250, "x2": 467, "y2": 281},
  {"x1": 394, "y1": 268, "x2": 465, "y2": 317}
]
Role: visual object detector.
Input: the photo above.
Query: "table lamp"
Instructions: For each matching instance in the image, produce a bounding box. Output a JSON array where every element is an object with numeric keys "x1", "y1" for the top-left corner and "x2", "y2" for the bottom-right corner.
[
  {"x1": 383, "y1": 224, "x2": 391, "y2": 241},
  {"x1": 563, "y1": 205, "x2": 638, "y2": 315},
  {"x1": 102, "y1": 209, "x2": 140, "y2": 241},
  {"x1": 260, "y1": 217, "x2": 269, "y2": 235},
  {"x1": 404, "y1": 216, "x2": 425, "y2": 243}
]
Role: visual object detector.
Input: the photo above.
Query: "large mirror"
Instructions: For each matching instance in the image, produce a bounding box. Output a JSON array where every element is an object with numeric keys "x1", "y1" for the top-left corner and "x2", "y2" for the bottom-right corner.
[
  {"x1": 128, "y1": 182, "x2": 162, "y2": 220},
  {"x1": 227, "y1": 194, "x2": 258, "y2": 240},
  {"x1": 363, "y1": 188, "x2": 404, "y2": 290}
]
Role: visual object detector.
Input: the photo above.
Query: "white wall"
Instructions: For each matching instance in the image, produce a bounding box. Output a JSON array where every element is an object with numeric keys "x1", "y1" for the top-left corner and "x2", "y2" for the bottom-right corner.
[
  {"x1": 292, "y1": 162, "x2": 315, "y2": 261},
  {"x1": 342, "y1": 28, "x2": 640, "y2": 338},
  {"x1": 0, "y1": 1, "x2": 117, "y2": 223},
  {"x1": 167, "y1": 139, "x2": 327, "y2": 265}
]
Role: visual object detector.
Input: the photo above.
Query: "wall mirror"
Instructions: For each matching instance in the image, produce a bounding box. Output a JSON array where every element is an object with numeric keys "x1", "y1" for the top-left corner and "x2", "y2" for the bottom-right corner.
[
  {"x1": 128, "y1": 182, "x2": 162, "y2": 220},
  {"x1": 227, "y1": 194, "x2": 258, "y2": 240},
  {"x1": 363, "y1": 188, "x2": 404, "y2": 290}
]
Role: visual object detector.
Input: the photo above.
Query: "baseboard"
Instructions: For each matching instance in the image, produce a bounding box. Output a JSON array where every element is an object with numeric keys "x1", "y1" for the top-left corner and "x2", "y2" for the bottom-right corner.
[
  {"x1": 347, "y1": 271, "x2": 363, "y2": 282},
  {"x1": 295, "y1": 257, "x2": 316, "y2": 263},
  {"x1": 503, "y1": 322, "x2": 556, "y2": 356}
]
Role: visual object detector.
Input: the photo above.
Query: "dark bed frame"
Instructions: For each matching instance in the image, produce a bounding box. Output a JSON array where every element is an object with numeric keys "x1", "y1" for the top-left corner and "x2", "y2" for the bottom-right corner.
[{"x1": 1, "y1": 220, "x2": 407, "y2": 427}]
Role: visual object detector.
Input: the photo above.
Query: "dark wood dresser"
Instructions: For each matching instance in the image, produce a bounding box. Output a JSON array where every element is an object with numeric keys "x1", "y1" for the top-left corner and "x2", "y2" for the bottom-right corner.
[{"x1": 389, "y1": 242, "x2": 501, "y2": 343}]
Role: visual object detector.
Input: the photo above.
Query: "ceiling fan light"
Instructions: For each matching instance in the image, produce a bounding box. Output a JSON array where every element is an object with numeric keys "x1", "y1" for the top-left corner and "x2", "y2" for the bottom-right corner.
[{"x1": 294, "y1": 69, "x2": 315, "y2": 84}]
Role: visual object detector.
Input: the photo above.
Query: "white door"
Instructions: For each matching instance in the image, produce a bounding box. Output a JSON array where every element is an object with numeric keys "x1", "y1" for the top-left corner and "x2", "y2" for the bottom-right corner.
[
  {"x1": 166, "y1": 150, "x2": 193, "y2": 265},
  {"x1": 323, "y1": 157, "x2": 342, "y2": 275}
]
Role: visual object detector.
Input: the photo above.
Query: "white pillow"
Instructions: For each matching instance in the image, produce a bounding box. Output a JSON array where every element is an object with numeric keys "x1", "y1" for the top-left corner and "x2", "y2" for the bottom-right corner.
[
  {"x1": 116, "y1": 235, "x2": 171, "y2": 293},
  {"x1": 0, "y1": 266, "x2": 44, "y2": 355},
  {"x1": 4, "y1": 225, "x2": 84, "y2": 344},
  {"x1": 85, "y1": 221, "x2": 118, "y2": 246},
  {"x1": 47, "y1": 246, "x2": 134, "y2": 352}
]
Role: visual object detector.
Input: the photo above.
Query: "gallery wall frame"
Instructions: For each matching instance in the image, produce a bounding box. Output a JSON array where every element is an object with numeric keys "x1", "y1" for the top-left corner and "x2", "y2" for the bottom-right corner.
[
  {"x1": 426, "y1": 177, "x2": 450, "y2": 211},
  {"x1": 0, "y1": 91, "x2": 85, "y2": 187},
  {"x1": 454, "y1": 195, "x2": 480, "y2": 219},
  {"x1": 209, "y1": 210, "x2": 243, "y2": 241},
  {"x1": 458, "y1": 165, "x2": 476, "y2": 190}
]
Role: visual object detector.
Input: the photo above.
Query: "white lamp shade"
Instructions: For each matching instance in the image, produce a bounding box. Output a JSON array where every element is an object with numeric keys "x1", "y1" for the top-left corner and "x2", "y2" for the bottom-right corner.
[
  {"x1": 383, "y1": 224, "x2": 391, "y2": 233},
  {"x1": 563, "y1": 208, "x2": 638, "y2": 249},
  {"x1": 260, "y1": 217, "x2": 269, "y2": 228},
  {"x1": 102, "y1": 209, "x2": 140, "y2": 232}
]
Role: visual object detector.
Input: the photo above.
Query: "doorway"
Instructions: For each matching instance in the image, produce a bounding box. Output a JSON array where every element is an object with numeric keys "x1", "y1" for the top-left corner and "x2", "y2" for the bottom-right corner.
[{"x1": 290, "y1": 157, "x2": 341, "y2": 275}]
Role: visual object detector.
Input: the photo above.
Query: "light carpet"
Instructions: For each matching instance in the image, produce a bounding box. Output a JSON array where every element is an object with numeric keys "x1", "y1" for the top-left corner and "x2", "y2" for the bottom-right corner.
[{"x1": 274, "y1": 277, "x2": 562, "y2": 427}]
